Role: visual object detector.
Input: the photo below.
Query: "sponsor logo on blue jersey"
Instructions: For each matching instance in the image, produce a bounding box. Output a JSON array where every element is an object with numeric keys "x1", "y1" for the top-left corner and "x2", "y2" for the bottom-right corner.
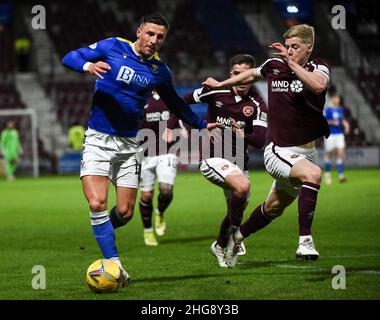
[{"x1": 116, "y1": 66, "x2": 151, "y2": 87}]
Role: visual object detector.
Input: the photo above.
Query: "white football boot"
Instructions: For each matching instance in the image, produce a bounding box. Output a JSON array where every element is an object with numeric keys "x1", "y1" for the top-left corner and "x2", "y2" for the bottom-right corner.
[
  {"x1": 225, "y1": 228, "x2": 243, "y2": 268},
  {"x1": 119, "y1": 267, "x2": 130, "y2": 287},
  {"x1": 155, "y1": 210, "x2": 166, "y2": 236},
  {"x1": 110, "y1": 257, "x2": 131, "y2": 287},
  {"x1": 144, "y1": 229, "x2": 158, "y2": 246},
  {"x1": 296, "y1": 237, "x2": 319, "y2": 261},
  {"x1": 210, "y1": 241, "x2": 228, "y2": 268},
  {"x1": 236, "y1": 241, "x2": 246, "y2": 256}
]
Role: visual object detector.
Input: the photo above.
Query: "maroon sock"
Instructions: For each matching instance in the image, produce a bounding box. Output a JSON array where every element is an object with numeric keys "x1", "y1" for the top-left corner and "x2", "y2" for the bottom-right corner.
[
  {"x1": 240, "y1": 203, "x2": 272, "y2": 238},
  {"x1": 228, "y1": 192, "x2": 247, "y2": 227},
  {"x1": 157, "y1": 191, "x2": 173, "y2": 214},
  {"x1": 298, "y1": 182, "x2": 320, "y2": 236},
  {"x1": 216, "y1": 214, "x2": 230, "y2": 248},
  {"x1": 139, "y1": 200, "x2": 153, "y2": 229}
]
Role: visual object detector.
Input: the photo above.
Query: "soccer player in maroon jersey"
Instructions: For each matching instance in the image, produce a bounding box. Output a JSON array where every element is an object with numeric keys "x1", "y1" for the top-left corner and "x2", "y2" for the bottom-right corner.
[
  {"x1": 167, "y1": 54, "x2": 268, "y2": 267},
  {"x1": 203, "y1": 24, "x2": 330, "y2": 266},
  {"x1": 138, "y1": 90, "x2": 188, "y2": 246}
]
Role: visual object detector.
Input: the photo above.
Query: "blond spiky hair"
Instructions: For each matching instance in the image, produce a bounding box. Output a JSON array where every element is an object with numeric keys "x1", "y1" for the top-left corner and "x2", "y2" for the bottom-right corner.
[{"x1": 283, "y1": 24, "x2": 315, "y2": 45}]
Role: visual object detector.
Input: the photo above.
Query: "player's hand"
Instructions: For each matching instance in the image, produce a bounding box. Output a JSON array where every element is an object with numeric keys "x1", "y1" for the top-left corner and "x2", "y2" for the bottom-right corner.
[
  {"x1": 229, "y1": 117, "x2": 244, "y2": 137},
  {"x1": 206, "y1": 122, "x2": 224, "y2": 131},
  {"x1": 229, "y1": 117, "x2": 240, "y2": 130},
  {"x1": 180, "y1": 127, "x2": 189, "y2": 139},
  {"x1": 202, "y1": 78, "x2": 223, "y2": 90},
  {"x1": 162, "y1": 128, "x2": 174, "y2": 143},
  {"x1": 269, "y1": 42, "x2": 290, "y2": 63},
  {"x1": 87, "y1": 61, "x2": 111, "y2": 79}
]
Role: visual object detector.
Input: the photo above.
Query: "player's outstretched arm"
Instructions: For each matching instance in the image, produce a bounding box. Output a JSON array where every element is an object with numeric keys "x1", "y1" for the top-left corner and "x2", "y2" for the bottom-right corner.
[
  {"x1": 157, "y1": 82, "x2": 221, "y2": 131},
  {"x1": 343, "y1": 119, "x2": 350, "y2": 135},
  {"x1": 202, "y1": 68, "x2": 257, "y2": 90},
  {"x1": 62, "y1": 38, "x2": 114, "y2": 77}
]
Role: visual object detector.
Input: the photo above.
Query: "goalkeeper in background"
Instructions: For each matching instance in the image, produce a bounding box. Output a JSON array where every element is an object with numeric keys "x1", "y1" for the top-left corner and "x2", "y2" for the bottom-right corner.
[{"x1": 1, "y1": 121, "x2": 21, "y2": 181}]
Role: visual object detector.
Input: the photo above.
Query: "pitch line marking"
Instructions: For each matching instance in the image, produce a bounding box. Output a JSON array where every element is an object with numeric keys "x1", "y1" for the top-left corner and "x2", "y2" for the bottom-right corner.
[{"x1": 270, "y1": 264, "x2": 380, "y2": 275}]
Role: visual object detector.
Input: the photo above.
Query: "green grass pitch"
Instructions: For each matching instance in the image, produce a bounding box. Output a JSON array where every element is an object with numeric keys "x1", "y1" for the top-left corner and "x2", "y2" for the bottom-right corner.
[{"x1": 0, "y1": 168, "x2": 379, "y2": 300}]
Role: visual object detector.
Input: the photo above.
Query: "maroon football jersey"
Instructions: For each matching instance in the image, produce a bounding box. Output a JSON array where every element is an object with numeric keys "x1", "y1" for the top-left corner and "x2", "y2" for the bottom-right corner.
[
  {"x1": 183, "y1": 87, "x2": 268, "y2": 170},
  {"x1": 258, "y1": 57, "x2": 330, "y2": 147},
  {"x1": 139, "y1": 94, "x2": 179, "y2": 156}
]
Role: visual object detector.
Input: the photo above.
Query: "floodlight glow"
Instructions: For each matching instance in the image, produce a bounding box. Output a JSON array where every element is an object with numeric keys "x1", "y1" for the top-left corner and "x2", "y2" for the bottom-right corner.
[{"x1": 287, "y1": 5, "x2": 299, "y2": 13}]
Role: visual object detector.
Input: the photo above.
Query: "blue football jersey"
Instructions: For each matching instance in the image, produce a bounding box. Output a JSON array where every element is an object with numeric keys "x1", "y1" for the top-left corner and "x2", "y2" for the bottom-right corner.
[
  {"x1": 323, "y1": 105, "x2": 344, "y2": 134},
  {"x1": 62, "y1": 37, "x2": 207, "y2": 137}
]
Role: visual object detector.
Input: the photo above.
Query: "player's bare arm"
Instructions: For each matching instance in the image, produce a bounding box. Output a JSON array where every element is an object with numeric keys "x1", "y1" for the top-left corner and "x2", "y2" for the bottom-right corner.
[
  {"x1": 269, "y1": 42, "x2": 328, "y2": 94},
  {"x1": 343, "y1": 119, "x2": 350, "y2": 135},
  {"x1": 202, "y1": 68, "x2": 257, "y2": 90},
  {"x1": 162, "y1": 121, "x2": 222, "y2": 143},
  {"x1": 85, "y1": 61, "x2": 111, "y2": 79}
]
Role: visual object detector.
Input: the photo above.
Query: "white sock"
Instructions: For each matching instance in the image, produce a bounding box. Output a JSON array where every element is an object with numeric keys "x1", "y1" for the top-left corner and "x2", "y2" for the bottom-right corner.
[
  {"x1": 144, "y1": 227, "x2": 154, "y2": 233},
  {"x1": 299, "y1": 235, "x2": 312, "y2": 244},
  {"x1": 90, "y1": 210, "x2": 109, "y2": 226},
  {"x1": 110, "y1": 257, "x2": 123, "y2": 269}
]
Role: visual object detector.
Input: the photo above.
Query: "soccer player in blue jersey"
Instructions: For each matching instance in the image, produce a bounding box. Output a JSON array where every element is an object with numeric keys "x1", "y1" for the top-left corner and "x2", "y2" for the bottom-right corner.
[
  {"x1": 61, "y1": 12, "x2": 219, "y2": 283},
  {"x1": 323, "y1": 93, "x2": 350, "y2": 184}
]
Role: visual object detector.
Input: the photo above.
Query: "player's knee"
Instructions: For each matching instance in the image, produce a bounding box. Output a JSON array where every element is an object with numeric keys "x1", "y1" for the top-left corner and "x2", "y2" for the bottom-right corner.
[
  {"x1": 264, "y1": 201, "x2": 284, "y2": 219},
  {"x1": 232, "y1": 179, "x2": 250, "y2": 198},
  {"x1": 141, "y1": 192, "x2": 153, "y2": 204},
  {"x1": 88, "y1": 198, "x2": 107, "y2": 213},
  {"x1": 117, "y1": 202, "x2": 135, "y2": 221},
  {"x1": 302, "y1": 166, "x2": 322, "y2": 184},
  {"x1": 159, "y1": 186, "x2": 173, "y2": 200}
]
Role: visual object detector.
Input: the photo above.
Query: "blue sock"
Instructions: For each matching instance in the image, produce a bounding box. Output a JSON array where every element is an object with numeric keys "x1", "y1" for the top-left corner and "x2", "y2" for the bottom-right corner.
[
  {"x1": 90, "y1": 211, "x2": 118, "y2": 259},
  {"x1": 324, "y1": 160, "x2": 331, "y2": 173},
  {"x1": 337, "y1": 159, "x2": 344, "y2": 176}
]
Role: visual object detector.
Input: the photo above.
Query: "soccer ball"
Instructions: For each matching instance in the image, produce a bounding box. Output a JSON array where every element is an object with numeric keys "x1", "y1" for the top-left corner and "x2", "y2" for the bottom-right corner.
[{"x1": 86, "y1": 259, "x2": 123, "y2": 293}]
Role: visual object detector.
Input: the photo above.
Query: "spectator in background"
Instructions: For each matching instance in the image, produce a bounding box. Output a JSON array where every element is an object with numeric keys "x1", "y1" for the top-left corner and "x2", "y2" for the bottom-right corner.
[
  {"x1": 0, "y1": 121, "x2": 21, "y2": 181},
  {"x1": 323, "y1": 93, "x2": 350, "y2": 184},
  {"x1": 68, "y1": 121, "x2": 85, "y2": 151},
  {"x1": 14, "y1": 36, "x2": 32, "y2": 72}
]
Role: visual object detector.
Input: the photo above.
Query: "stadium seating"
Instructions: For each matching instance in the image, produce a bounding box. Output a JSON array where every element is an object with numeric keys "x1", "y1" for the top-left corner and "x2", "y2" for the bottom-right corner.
[
  {"x1": 45, "y1": 80, "x2": 93, "y2": 131},
  {"x1": 358, "y1": 70, "x2": 380, "y2": 120},
  {"x1": 39, "y1": 0, "x2": 132, "y2": 59},
  {"x1": 117, "y1": 0, "x2": 158, "y2": 20},
  {"x1": 343, "y1": 107, "x2": 370, "y2": 147},
  {"x1": 0, "y1": 83, "x2": 25, "y2": 110},
  {"x1": 162, "y1": 0, "x2": 218, "y2": 85},
  {"x1": 341, "y1": 0, "x2": 380, "y2": 56}
]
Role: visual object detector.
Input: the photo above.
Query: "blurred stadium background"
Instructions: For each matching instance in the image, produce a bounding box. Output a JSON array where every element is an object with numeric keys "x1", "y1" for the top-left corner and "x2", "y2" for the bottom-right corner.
[{"x1": 0, "y1": 0, "x2": 379, "y2": 176}]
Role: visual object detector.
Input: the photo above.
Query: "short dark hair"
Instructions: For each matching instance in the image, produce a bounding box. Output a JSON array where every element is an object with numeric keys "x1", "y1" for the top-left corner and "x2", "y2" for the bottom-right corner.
[
  {"x1": 140, "y1": 12, "x2": 169, "y2": 30},
  {"x1": 229, "y1": 54, "x2": 256, "y2": 69}
]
